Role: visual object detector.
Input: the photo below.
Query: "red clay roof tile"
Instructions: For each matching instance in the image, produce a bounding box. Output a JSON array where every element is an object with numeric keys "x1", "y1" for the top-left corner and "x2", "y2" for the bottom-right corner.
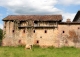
[{"x1": 3, "y1": 15, "x2": 62, "y2": 21}]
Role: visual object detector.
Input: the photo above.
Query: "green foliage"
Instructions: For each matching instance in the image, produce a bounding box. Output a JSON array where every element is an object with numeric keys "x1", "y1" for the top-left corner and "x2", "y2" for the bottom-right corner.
[
  {"x1": 0, "y1": 46, "x2": 80, "y2": 57},
  {"x1": 0, "y1": 28, "x2": 3, "y2": 40},
  {"x1": 33, "y1": 45, "x2": 40, "y2": 48}
]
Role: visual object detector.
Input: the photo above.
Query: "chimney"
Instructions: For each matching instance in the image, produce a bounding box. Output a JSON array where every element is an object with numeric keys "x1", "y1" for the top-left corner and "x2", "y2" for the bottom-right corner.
[{"x1": 66, "y1": 18, "x2": 71, "y2": 22}]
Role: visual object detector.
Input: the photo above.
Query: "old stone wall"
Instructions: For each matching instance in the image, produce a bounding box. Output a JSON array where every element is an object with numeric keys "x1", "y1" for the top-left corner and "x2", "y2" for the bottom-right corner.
[
  {"x1": 58, "y1": 24, "x2": 80, "y2": 47},
  {"x1": 2, "y1": 21, "x2": 16, "y2": 46},
  {"x1": 32, "y1": 24, "x2": 80, "y2": 48},
  {"x1": 32, "y1": 28, "x2": 58, "y2": 47},
  {"x1": 2, "y1": 21, "x2": 80, "y2": 48}
]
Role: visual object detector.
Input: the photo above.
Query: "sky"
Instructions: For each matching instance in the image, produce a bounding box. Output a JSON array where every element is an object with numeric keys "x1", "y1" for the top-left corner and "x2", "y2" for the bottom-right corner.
[{"x1": 0, "y1": 0, "x2": 80, "y2": 29}]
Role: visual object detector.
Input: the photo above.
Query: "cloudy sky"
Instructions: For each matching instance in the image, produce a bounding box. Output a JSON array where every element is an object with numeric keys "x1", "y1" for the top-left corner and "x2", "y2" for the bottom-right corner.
[{"x1": 0, "y1": 0, "x2": 80, "y2": 29}]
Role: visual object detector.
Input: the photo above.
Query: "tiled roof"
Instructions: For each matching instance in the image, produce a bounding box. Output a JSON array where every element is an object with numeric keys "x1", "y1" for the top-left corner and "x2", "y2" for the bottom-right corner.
[{"x1": 3, "y1": 15, "x2": 62, "y2": 21}]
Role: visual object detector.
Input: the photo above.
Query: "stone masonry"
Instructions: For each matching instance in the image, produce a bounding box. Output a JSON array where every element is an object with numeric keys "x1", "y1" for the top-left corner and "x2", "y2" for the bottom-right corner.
[{"x1": 2, "y1": 11, "x2": 80, "y2": 48}]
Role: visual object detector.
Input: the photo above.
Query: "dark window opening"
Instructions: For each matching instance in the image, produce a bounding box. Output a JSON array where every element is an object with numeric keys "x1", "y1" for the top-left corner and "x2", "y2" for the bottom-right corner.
[
  {"x1": 45, "y1": 30, "x2": 47, "y2": 33},
  {"x1": 12, "y1": 30, "x2": 14, "y2": 33},
  {"x1": 63, "y1": 31, "x2": 65, "y2": 33},
  {"x1": 36, "y1": 40, "x2": 39, "y2": 44},
  {"x1": 34, "y1": 21, "x2": 38, "y2": 24},
  {"x1": 34, "y1": 21, "x2": 38, "y2": 26},
  {"x1": 78, "y1": 27, "x2": 80, "y2": 29},
  {"x1": 33, "y1": 30, "x2": 35, "y2": 33},
  {"x1": 18, "y1": 40, "x2": 21, "y2": 43},
  {"x1": 12, "y1": 20, "x2": 13, "y2": 22},
  {"x1": 23, "y1": 29, "x2": 25, "y2": 33}
]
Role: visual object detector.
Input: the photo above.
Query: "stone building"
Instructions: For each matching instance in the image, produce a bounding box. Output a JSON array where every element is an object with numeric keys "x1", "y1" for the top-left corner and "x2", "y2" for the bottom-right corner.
[{"x1": 2, "y1": 10, "x2": 80, "y2": 48}]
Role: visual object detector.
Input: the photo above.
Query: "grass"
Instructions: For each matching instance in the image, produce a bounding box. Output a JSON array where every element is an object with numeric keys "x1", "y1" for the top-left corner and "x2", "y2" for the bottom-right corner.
[{"x1": 0, "y1": 46, "x2": 80, "y2": 57}]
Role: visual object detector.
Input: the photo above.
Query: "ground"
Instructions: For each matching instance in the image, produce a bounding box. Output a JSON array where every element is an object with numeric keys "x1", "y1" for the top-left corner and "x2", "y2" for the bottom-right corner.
[{"x1": 0, "y1": 46, "x2": 80, "y2": 57}]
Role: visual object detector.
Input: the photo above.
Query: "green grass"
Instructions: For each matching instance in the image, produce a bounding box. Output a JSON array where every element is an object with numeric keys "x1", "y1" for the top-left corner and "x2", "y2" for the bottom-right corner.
[{"x1": 0, "y1": 46, "x2": 80, "y2": 57}]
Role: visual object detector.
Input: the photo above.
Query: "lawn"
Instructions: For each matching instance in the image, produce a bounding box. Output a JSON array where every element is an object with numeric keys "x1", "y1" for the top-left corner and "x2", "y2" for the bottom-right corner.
[{"x1": 0, "y1": 46, "x2": 80, "y2": 57}]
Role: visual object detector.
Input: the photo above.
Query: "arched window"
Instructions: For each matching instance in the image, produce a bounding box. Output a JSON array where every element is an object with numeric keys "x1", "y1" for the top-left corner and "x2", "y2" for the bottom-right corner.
[{"x1": 36, "y1": 40, "x2": 39, "y2": 44}]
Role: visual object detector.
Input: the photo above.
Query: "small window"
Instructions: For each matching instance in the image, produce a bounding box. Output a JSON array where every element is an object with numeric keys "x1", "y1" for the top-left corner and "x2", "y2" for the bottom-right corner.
[
  {"x1": 33, "y1": 30, "x2": 35, "y2": 33},
  {"x1": 78, "y1": 27, "x2": 80, "y2": 29},
  {"x1": 12, "y1": 30, "x2": 14, "y2": 33},
  {"x1": 23, "y1": 29, "x2": 25, "y2": 33},
  {"x1": 36, "y1": 40, "x2": 39, "y2": 44},
  {"x1": 45, "y1": 30, "x2": 47, "y2": 33},
  {"x1": 34, "y1": 21, "x2": 38, "y2": 26},
  {"x1": 12, "y1": 21, "x2": 13, "y2": 22},
  {"x1": 18, "y1": 40, "x2": 21, "y2": 43},
  {"x1": 63, "y1": 31, "x2": 65, "y2": 33}
]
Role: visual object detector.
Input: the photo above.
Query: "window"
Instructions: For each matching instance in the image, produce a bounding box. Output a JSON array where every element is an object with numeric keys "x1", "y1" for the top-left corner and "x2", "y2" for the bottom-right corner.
[
  {"x1": 78, "y1": 27, "x2": 80, "y2": 29},
  {"x1": 34, "y1": 21, "x2": 38, "y2": 24},
  {"x1": 45, "y1": 30, "x2": 47, "y2": 33},
  {"x1": 18, "y1": 40, "x2": 21, "y2": 43},
  {"x1": 23, "y1": 29, "x2": 25, "y2": 33},
  {"x1": 36, "y1": 40, "x2": 39, "y2": 44},
  {"x1": 63, "y1": 31, "x2": 65, "y2": 33},
  {"x1": 12, "y1": 20, "x2": 13, "y2": 22},
  {"x1": 33, "y1": 30, "x2": 35, "y2": 33},
  {"x1": 12, "y1": 30, "x2": 14, "y2": 33},
  {"x1": 34, "y1": 21, "x2": 38, "y2": 26}
]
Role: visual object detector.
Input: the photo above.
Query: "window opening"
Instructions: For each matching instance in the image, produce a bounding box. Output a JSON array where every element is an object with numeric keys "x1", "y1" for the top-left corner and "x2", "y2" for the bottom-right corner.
[
  {"x1": 33, "y1": 30, "x2": 35, "y2": 33},
  {"x1": 23, "y1": 29, "x2": 25, "y2": 33},
  {"x1": 36, "y1": 40, "x2": 39, "y2": 44},
  {"x1": 12, "y1": 30, "x2": 14, "y2": 33},
  {"x1": 45, "y1": 30, "x2": 47, "y2": 33},
  {"x1": 63, "y1": 31, "x2": 65, "y2": 33}
]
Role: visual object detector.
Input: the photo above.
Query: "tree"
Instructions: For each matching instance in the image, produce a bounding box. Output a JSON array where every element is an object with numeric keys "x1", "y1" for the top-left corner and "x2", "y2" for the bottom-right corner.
[{"x1": 0, "y1": 28, "x2": 3, "y2": 40}]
